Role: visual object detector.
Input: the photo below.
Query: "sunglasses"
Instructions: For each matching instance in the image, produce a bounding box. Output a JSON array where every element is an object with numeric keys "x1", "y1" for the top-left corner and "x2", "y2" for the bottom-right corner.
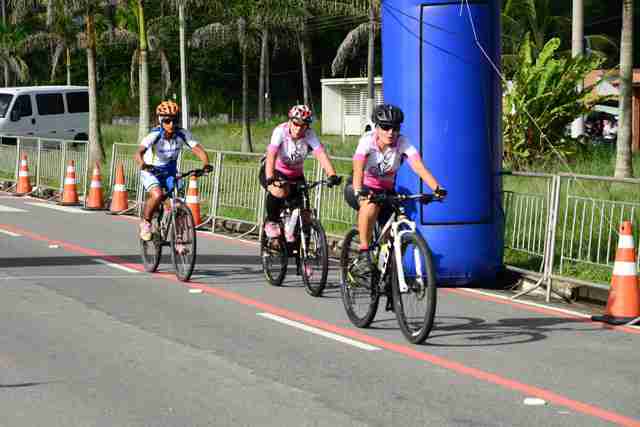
[
  {"x1": 290, "y1": 119, "x2": 309, "y2": 128},
  {"x1": 378, "y1": 124, "x2": 399, "y2": 132},
  {"x1": 161, "y1": 118, "x2": 178, "y2": 125}
]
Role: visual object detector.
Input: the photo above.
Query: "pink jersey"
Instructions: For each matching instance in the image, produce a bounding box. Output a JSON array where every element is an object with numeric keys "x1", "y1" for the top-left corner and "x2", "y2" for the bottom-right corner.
[
  {"x1": 353, "y1": 131, "x2": 420, "y2": 191},
  {"x1": 266, "y1": 123, "x2": 324, "y2": 178}
]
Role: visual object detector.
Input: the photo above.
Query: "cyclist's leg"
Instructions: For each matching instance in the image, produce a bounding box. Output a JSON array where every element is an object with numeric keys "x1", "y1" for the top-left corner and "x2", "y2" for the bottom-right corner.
[
  {"x1": 260, "y1": 165, "x2": 288, "y2": 237},
  {"x1": 140, "y1": 171, "x2": 162, "y2": 240},
  {"x1": 357, "y1": 192, "x2": 380, "y2": 251}
]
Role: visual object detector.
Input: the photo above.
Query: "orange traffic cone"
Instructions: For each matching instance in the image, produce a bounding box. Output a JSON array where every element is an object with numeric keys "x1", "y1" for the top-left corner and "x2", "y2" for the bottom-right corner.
[
  {"x1": 83, "y1": 162, "x2": 105, "y2": 210},
  {"x1": 592, "y1": 221, "x2": 640, "y2": 325},
  {"x1": 58, "y1": 160, "x2": 80, "y2": 206},
  {"x1": 186, "y1": 175, "x2": 202, "y2": 226},
  {"x1": 15, "y1": 154, "x2": 32, "y2": 196},
  {"x1": 108, "y1": 162, "x2": 129, "y2": 214}
]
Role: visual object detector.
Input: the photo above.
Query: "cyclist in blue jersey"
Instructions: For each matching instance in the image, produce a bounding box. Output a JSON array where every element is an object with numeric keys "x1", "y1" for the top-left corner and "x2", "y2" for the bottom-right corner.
[{"x1": 134, "y1": 101, "x2": 212, "y2": 241}]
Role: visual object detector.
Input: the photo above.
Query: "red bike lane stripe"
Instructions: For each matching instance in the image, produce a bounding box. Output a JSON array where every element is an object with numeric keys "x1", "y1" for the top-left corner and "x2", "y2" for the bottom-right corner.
[{"x1": 2, "y1": 223, "x2": 639, "y2": 427}]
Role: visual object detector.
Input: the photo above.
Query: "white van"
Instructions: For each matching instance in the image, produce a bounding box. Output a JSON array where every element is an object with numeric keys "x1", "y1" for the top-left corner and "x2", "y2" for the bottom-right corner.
[{"x1": 0, "y1": 85, "x2": 89, "y2": 141}]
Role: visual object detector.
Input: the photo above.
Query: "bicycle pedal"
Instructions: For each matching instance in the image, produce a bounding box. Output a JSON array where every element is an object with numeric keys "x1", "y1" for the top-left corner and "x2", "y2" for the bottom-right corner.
[{"x1": 385, "y1": 298, "x2": 395, "y2": 312}]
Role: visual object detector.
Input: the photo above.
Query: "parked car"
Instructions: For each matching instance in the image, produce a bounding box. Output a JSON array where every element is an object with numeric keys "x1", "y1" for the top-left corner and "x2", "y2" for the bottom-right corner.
[{"x1": 0, "y1": 86, "x2": 89, "y2": 144}]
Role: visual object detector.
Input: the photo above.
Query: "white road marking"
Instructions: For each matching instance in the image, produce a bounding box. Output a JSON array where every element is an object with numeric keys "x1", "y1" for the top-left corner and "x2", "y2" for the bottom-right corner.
[
  {"x1": 25, "y1": 202, "x2": 93, "y2": 214},
  {"x1": 0, "y1": 229, "x2": 21, "y2": 237},
  {"x1": 0, "y1": 275, "x2": 143, "y2": 280},
  {"x1": 459, "y1": 288, "x2": 640, "y2": 330},
  {"x1": 523, "y1": 397, "x2": 547, "y2": 406},
  {"x1": 257, "y1": 312, "x2": 380, "y2": 351},
  {"x1": 0, "y1": 204, "x2": 27, "y2": 213},
  {"x1": 460, "y1": 288, "x2": 592, "y2": 317},
  {"x1": 93, "y1": 258, "x2": 140, "y2": 273}
]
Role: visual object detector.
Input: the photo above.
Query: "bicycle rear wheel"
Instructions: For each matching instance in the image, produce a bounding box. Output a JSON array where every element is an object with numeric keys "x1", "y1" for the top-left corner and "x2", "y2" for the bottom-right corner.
[
  {"x1": 170, "y1": 205, "x2": 197, "y2": 282},
  {"x1": 140, "y1": 210, "x2": 162, "y2": 272},
  {"x1": 260, "y1": 222, "x2": 288, "y2": 286},
  {"x1": 301, "y1": 219, "x2": 329, "y2": 297},
  {"x1": 339, "y1": 228, "x2": 379, "y2": 328},
  {"x1": 392, "y1": 231, "x2": 436, "y2": 344}
]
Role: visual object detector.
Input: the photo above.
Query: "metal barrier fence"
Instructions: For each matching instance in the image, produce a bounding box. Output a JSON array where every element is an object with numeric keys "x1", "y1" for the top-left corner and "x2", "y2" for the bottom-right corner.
[
  {"x1": 0, "y1": 136, "x2": 90, "y2": 199},
  {"x1": 2, "y1": 140, "x2": 637, "y2": 297}
]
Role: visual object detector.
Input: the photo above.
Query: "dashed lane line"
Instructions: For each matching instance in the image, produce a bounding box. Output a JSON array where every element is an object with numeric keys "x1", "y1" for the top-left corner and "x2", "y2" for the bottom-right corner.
[
  {"x1": 0, "y1": 204, "x2": 28, "y2": 213},
  {"x1": 0, "y1": 229, "x2": 21, "y2": 237},
  {"x1": 257, "y1": 312, "x2": 381, "y2": 351},
  {"x1": 93, "y1": 258, "x2": 140, "y2": 274},
  {"x1": 25, "y1": 202, "x2": 94, "y2": 214}
]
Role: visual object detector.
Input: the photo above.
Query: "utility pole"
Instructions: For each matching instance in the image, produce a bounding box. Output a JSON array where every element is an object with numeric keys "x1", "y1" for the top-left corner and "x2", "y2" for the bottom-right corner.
[
  {"x1": 179, "y1": 1, "x2": 189, "y2": 129},
  {"x1": 366, "y1": 0, "x2": 375, "y2": 122},
  {"x1": 571, "y1": 0, "x2": 584, "y2": 138}
]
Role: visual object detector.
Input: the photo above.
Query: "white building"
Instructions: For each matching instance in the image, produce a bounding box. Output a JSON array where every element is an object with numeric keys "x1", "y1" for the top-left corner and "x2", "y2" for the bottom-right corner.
[{"x1": 320, "y1": 77, "x2": 383, "y2": 136}]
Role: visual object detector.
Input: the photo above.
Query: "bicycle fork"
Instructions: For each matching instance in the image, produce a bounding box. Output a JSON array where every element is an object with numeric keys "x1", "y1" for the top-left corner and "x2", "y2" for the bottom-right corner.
[{"x1": 391, "y1": 218, "x2": 423, "y2": 293}]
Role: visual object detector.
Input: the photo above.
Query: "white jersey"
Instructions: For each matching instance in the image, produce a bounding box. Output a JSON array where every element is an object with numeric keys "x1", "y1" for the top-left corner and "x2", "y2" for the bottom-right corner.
[
  {"x1": 353, "y1": 131, "x2": 420, "y2": 191},
  {"x1": 140, "y1": 127, "x2": 199, "y2": 167},
  {"x1": 267, "y1": 122, "x2": 324, "y2": 178}
]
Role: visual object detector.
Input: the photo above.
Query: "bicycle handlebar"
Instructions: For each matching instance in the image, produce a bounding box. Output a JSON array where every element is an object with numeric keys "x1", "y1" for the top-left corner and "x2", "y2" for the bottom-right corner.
[
  {"x1": 145, "y1": 166, "x2": 211, "y2": 179},
  {"x1": 367, "y1": 192, "x2": 444, "y2": 205},
  {"x1": 270, "y1": 178, "x2": 330, "y2": 191}
]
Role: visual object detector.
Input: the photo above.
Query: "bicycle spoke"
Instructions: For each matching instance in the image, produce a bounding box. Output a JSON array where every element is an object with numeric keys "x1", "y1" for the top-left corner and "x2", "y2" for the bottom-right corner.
[
  {"x1": 393, "y1": 233, "x2": 436, "y2": 344},
  {"x1": 171, "y1": 206, "x2": 196, "y2": 282},
  {"x1": 340, "y1": 228, "x2": 379, "y2": 327},
  {"x1": 260, "y1": 223, "x2": 287, "y2": 286},
  {"x1": 301, "y1": 220, "x2": 328, "y2": 297}
]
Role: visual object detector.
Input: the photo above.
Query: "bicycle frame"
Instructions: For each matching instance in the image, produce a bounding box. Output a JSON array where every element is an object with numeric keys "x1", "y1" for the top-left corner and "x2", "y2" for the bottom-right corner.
[
  {"x1": 277, "y1": 180, "x2": 323, "y2": 259},
  {"x1": 148, "y1": 169, "x2": 201, "y2": 243},
  {"x1": 369, "y1": 194, "x2": 435, "y2": 293}
]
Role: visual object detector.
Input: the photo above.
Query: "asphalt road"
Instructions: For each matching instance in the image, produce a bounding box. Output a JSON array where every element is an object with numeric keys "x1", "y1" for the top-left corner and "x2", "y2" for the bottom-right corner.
[{"x1": 1, "y1": 194, "x2": 639, "y2": 427}]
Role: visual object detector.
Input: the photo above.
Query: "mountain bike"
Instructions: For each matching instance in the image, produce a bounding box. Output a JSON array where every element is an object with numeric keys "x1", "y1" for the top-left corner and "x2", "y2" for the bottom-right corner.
[
  {"x1": 140, "y1": 167, "x2": 209, "y2": 282},
  {"x1": 260, "y1": 178, "x2": 336, "y2": 297},
  {"x1": 340, "y1": 192, "x2": 443, "y2": 344}
]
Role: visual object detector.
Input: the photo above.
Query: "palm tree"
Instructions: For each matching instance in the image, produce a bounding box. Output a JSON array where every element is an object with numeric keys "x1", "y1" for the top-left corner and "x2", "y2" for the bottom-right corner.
[
  {"x1": 0, "y1": 22, "x2": 28, "y2": 85},
  {"x1": 615, "y1": 0, "x2": 634, "y2": 178},
  {"x1": 21, "y1": 7, "x2": 81, "y2": 85},
  {"x1": 192, "y1": 17, "x2": 254, "y2": 152},
  {"x1": 66, "y1": 0, "x2": 106, "y2": 164},
  {"x1": 570, "y1": 0, "x2": 584, "y2": 137},
  {"x1": 329, "y1": 1, "x2": 377, "y2": 115},
  {"x1": 192, "y1": 0, "x2": 297, "y2": 152},
  {"x1": 1, "y1": 0, "x2": 8, "y2": 85},
  {"x1": 106, "y1": 1, "x2": 177, "y2": 142},
  {"x1": 162, "y1": 0, "x2": 221, "y2": 129}
]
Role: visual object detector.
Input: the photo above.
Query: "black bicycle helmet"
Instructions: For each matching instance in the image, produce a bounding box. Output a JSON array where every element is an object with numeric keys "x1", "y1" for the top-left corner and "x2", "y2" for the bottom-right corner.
[{"x1": 372, "y1": 104, "x2": 404, "y2": 127}]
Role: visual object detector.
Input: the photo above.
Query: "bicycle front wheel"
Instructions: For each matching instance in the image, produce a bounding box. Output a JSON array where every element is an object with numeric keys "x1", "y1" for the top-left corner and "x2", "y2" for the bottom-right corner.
[
  {"x1": 170, "y1": 205, "x2": 197, "y2": 282},
  {"x1": 339, "y1": 228, "x2": 379, "y2": 328},
  {"x1": 260, "y1": 222, "x2": 288, "y2": 286},
  {"x1": 392, "y1": 232, "x2": 437, "y2": 344},
  {"x1": 301, "y1": 219, "x2": 329, "y2": 297},
  {"x1": 140, "y1": 210, "x2": 162, "y2": 272}
]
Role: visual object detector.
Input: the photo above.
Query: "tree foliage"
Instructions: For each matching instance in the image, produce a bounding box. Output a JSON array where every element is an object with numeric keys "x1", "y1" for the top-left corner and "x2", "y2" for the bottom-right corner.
[{"x1": 503, "y1": 34, "x2": 609, "y2": 169}]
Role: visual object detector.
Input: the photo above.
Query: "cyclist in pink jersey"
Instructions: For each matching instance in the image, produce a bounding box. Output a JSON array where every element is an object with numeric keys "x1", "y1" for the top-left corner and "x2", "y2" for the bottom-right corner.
[
  {"x1": 344, "y1": 104, "x2": 447, "y2": 275},
  {"x1": 260, "y1": 105, "x2": 341, "y2": 237}
]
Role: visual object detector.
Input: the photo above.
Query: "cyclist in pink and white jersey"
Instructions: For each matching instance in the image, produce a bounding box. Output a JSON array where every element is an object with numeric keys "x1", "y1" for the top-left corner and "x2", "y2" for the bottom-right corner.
[
  {"x1": 344, "y1": 104, "x2": 447, "y2": 274},
  {"x1": 260, "y1": 105, "x2": 341, "y2": 238}
]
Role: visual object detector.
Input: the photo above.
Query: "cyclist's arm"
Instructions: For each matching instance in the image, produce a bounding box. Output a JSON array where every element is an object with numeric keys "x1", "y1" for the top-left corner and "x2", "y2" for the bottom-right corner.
[
  {"x1": 314, "y1": 149, "x2": 337, "y2": 177},
  {"x1": 191, "y1": 144, "x2": 210, "y2": 168},
  {"x1": 352, "y1": 158, "x2": 366, "y2": 192},
  {"x1": 135, "y1": 145, "x2": 147, "y2": 169},
  {"x1": 398, "y1": 137, "x2": 440, "y2": 191},
  {"x1": 407, "y1": 156, "x2": 440, "y2": 191},
  {"x1": 352, "y1": 135, "x2": 370, "y2": 192},
  {"x1": 265, "y1": 126, "x2": 284, "y2": 180}
]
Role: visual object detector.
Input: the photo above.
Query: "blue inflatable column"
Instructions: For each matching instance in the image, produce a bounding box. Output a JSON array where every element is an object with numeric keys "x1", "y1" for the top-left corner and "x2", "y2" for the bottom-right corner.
[{"x1": 382, "y1": 0, "x2": 503, "y2": 285}]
